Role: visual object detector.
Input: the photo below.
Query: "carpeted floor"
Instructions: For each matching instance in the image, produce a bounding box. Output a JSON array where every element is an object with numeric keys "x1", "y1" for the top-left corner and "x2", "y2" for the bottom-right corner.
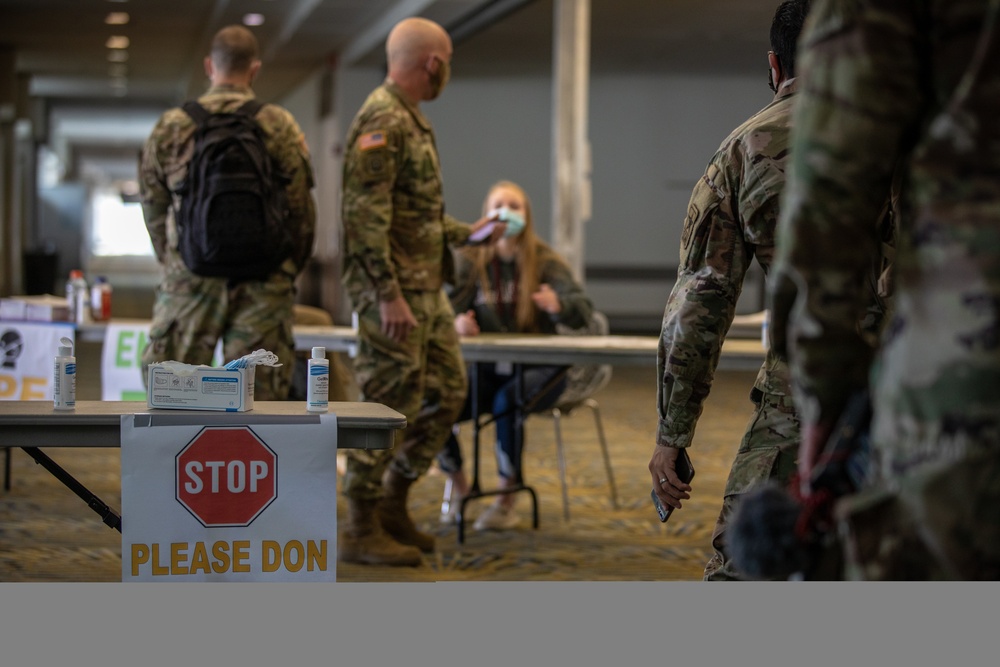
[{"x1": 0, "y1": 365, "x2": 757, "y2": 582}]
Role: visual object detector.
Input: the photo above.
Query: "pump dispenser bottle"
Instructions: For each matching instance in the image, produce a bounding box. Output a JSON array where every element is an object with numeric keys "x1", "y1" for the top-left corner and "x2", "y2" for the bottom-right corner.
[{"x1": 306, "y1": 346, "x2": 330, "y2": 413}]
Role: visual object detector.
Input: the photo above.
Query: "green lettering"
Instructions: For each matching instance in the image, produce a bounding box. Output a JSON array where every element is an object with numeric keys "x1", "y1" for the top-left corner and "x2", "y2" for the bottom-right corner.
[
  {"x1": 115, "y1": 331, "x2": 135, "y2": 368},
  {"x1": 115, "y1": 330, "x2": 149, "y2": 369}
]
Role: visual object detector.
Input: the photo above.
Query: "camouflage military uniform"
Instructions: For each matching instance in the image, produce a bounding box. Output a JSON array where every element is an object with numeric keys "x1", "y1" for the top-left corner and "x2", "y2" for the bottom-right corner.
[
  {"x1": 139, "y1": 84, "x2": 316, "y2": 400},
  {"x1": 771, "y1": 0, "x2": 1000, "y2": 579},
  {"x1": 656, "y1": 81, "x2": 801, "y2": 581},
  {"x1": 341, "y1": 79, "x2": 472, "y2": 501}
]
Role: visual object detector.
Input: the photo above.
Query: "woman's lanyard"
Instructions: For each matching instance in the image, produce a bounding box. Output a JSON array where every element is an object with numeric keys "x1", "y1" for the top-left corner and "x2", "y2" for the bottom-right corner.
[{"x1": 490, "y1": 256, "x2": 518, "y2": 332}]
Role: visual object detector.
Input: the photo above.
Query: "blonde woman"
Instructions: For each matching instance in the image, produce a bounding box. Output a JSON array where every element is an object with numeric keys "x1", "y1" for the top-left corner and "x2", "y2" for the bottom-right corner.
[{"x1": 437, "y1": 181, "x2": 594, "y2": 530}]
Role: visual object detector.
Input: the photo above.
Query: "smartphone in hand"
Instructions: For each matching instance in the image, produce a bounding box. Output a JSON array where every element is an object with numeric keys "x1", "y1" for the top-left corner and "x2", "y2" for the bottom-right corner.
[{"x1": 652, "y1": 448, "x2": 695, "y2": 523}]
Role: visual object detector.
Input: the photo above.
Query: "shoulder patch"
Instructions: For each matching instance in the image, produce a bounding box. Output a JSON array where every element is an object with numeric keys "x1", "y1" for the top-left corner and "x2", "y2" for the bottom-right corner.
[{"x1": 358, "y1": 131, "x2": 387, "y2": 151}]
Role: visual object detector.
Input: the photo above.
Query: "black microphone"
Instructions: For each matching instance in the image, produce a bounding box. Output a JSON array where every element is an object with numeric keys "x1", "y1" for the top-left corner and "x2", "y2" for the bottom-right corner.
[{"x1": 728, "y1": 482, "x2": 812, "y2": 580}]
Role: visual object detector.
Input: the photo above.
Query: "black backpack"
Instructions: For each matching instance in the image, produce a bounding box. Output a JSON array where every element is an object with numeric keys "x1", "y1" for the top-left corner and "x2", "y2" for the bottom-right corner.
[{"x1": 175, "y1": 99, "x2": 293, "y2": 281}]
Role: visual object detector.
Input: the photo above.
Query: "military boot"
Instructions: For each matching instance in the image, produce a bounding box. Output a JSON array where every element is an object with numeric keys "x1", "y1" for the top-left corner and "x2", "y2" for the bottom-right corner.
[
  {"x1": 338, "y1": 497, "x2": 422, "y2": 567},
  {"x1": 377, "y1": 469, "x2": 436, "y2": 553}
]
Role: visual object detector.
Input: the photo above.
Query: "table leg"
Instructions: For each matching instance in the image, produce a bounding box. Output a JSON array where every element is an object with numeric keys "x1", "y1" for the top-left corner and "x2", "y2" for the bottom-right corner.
[
  {"x1": 457, "y1": 362, "x2": 542, "y2": 543},
  {"x1": 20, "y1": 447, "x2": 122, "y2": 532}
]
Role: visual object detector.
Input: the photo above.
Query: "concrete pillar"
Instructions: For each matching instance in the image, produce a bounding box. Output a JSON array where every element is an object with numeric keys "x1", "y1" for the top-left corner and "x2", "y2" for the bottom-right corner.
[
  {"x1": 0, "y1": 47, "x2": 15, "y2": 295},
  {"x1": 551, "y1": 0, "x2": 591, "y2": 283}
]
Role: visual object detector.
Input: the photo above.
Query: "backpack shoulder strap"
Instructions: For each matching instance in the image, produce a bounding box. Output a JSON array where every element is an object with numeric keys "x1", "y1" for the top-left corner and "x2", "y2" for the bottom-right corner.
[
  {"x1": 236, "y1": 99, "x2": 265, "y2": 119},
  {"x1": 181, "y1": 100, "x2": 211, "y2": 126}
]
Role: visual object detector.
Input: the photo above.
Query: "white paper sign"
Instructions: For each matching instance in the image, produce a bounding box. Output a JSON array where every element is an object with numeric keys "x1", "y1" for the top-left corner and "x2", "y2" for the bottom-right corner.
[
  {"x1": 101, "y1": 323, "x2": 224, "y2": 401},
  {"x1": 0, "y1": 322, "x2": 75, "y2": 401},
  {"x1": 101, "y1": 322, "x2": 150, "y2": 401},
  {"x1": 121, "y1": 412, "x2": 338, "y2": 582}
]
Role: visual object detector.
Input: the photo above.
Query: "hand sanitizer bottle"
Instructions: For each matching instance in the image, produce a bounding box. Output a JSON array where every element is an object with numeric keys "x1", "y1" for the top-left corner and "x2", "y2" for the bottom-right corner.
[
  {"x1": 53, "y1": 336, "x2": 76, "y2": 410},
  {"x1": 307, "y1": 346, "x2": 329, "y2": 413}
]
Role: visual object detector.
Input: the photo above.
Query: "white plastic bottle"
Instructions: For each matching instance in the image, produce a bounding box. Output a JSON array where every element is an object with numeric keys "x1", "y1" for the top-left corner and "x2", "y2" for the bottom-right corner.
[
  {"x1": 65, "y1": 269, "x2": 91, "y2": 325},
  {"x1": 53, "y1": 336, "x2": 76, "y2": 411},
  {"x1": 306, "y1": 346, "x2": 330, "y2": 413},
  {"x1": 65, "y1": 269, "x2": 83, "y2": 322}
]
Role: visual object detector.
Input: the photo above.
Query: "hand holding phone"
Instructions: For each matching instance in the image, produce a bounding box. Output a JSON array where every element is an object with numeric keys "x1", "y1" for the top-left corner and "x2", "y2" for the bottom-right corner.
[{"x1": 652, "y1": 448, "x2": 695, "y2": 523}]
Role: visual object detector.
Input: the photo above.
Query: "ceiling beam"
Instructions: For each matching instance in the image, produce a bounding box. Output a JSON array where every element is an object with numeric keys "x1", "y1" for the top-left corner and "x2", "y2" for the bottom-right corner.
[
  {"x1": 179, "y1": 0, "x2": 233, "y2": 100},
  {"x1": 447, "y1": 0, "x2": 537, "y2": 43},
  {"x1": 339, "y1": 0, "x2": 440, "y2": 65},
  {"x1": 262, "y1": 0, "x2": 326, "y2": 62}
]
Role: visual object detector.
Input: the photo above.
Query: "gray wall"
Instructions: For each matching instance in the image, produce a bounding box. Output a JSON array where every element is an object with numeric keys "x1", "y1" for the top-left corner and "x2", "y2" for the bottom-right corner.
[{"x1": 319, "y1": 67, "x2": 772, "y2": 331}]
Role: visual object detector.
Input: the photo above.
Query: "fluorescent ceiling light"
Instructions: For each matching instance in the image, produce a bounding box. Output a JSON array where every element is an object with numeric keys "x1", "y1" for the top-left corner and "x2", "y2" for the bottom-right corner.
[{"x1": 106, "y1": 35, "x2": 130, "y2": 49}]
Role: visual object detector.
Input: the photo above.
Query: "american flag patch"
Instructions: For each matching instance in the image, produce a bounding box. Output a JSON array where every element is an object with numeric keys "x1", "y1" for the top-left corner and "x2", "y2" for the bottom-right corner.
[{"x1": 359, "y1": 131, "x2": 386, "y2": 151}]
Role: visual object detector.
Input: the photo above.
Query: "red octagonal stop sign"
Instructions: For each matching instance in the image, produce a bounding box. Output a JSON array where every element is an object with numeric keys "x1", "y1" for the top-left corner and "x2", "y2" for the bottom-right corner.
[{"x1": 176, "y1": 426, "x2": 277, "y2": 527}]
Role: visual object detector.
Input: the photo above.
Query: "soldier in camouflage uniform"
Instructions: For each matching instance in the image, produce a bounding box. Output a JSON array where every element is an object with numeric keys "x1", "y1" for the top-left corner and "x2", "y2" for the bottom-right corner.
[
  {"x1": 648, "y1": 1, "x2": 812, "y2": 581},
  {"x1": 139, "y1": 25, "x2": 316, "y2": 401},
  {"x1": 770, "y1": 0, "x2": 1000, "y2": 580},
  {"x1": 339, "y1": 17, "x2": 500, "y2": 566}
]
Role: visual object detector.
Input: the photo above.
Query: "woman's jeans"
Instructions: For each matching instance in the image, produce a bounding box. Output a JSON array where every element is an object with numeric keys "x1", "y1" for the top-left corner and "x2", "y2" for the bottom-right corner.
[{"x1": 436, "y1": 363, "x2": 568, "y2": 482}]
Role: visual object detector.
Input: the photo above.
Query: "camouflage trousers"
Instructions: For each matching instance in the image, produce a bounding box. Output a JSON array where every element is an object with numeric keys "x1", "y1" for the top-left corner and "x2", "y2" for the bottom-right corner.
[
  {"x1": 342, "y1": 289, "x2": 467, "y2": 501},
  {"x1": 704, "y1": 388, "x2": 800, "y2": 581},
  {"x1": 141, "y1": 270, "x2": 296, "y2": 401},
  {"x1": 834, "y1": 446, "x2": 1000, "y2": 580}
]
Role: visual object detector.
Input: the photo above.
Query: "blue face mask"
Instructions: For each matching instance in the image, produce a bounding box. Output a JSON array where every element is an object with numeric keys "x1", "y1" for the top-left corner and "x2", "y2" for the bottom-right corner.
[{"x1": 493, "y1": 206, "x2": 526, "y2": 238}]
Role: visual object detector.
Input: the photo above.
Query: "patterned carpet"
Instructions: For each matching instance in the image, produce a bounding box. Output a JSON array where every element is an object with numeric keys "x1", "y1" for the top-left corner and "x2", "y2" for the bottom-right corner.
[{"x1": 0, "y1": 366, "x2": 757, "y2": 582}]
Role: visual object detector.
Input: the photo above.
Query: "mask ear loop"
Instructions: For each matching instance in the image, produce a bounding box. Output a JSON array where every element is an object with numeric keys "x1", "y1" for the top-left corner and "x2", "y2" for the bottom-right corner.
[{"x1": 767, "y1": 50, "x2": 780, "y2": 93}]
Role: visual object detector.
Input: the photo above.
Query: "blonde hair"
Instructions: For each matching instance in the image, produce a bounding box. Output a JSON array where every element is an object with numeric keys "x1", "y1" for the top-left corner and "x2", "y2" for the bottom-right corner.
[{"x1": 460, "y1": 180, "x2": 551, "y2": 332}]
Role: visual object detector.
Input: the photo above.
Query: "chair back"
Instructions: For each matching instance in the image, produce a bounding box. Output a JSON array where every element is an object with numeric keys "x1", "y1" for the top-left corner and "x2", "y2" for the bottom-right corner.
[{"x1": 554, "y1": 310, "x2": 613, "y2": 408}]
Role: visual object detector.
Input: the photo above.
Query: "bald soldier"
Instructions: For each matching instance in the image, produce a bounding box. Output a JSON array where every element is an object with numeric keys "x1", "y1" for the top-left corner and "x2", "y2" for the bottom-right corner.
[
  {"x1": 339, "y1": 17, "x2": 501, "y2": 566},
  {"x1": 140, "y1": 25, "x2": 316, "y2": 400}
]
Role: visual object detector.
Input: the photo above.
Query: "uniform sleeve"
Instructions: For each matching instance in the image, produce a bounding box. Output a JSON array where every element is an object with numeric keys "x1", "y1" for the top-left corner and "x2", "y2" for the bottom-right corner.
[
  {"x1": 342, "y1": 115, "x2": 403, "y2": 302},
  {"x1": 447, "y1": 250, "x2": 478, "y2": 313},
  {"x1": 271, "y1": 110, "x2": 316, "y2": 275},
  {"x1": 657, "y1": 152, "x2": 755, "y2": 448},
  {"x1": 540, "y1": 252, "x2": 593, "y2": 330},
  {"x1": 139, "y1": 119, "x2": 172, "y2": 263},
  {"x1": 443, "y1": 212, "x2": 473, "y2": 246},
  {"x1": 769, "y1": 0, "x2": 923, "y2": 424}
]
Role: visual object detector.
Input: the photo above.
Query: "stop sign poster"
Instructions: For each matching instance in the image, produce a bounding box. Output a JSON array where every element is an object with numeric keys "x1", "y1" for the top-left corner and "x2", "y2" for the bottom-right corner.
[{"x1": 120, "y1": 413, "x2": 338, "y2": 582}]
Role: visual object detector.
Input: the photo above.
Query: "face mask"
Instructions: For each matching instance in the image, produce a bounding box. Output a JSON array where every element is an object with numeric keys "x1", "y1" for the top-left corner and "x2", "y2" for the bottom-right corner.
[
  {"x1": 491, "y1": 206, "x2": 526, "y2": 238},
  {"x1": 427, "y1": 57, "x2": 450, "y2": 99}
]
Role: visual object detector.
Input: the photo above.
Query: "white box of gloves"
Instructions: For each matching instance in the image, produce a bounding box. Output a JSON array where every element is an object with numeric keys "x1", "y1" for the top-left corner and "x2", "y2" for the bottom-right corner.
[
  {"x1": 147, "y1": 363, "x2": 255, "y2": 411},
  {"x1": 145, "y1": 350, "x2": 281, "y2": 411}
]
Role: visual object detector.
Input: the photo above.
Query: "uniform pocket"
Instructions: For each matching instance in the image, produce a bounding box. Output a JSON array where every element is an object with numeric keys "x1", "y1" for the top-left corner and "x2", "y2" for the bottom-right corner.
[
  {"x1": 679, "y1": 163, "x2": 724, "y2": 267},
  {"x1": 722, "y1": 446, "x2": 782, "y2": 498}
]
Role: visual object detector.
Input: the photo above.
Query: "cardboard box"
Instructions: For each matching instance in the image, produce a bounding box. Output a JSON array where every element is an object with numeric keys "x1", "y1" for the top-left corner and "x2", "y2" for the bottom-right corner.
[
  {"x1": 147, "y1": 363, "x2": 255, "y2": 411},
  {"x1": 0, "y1": 297, "x2": 27, "y2": 321},
  {"x1": 0, "y1": 294, "x2": 70, "y2": 322},
  {"x1": 24, "y1": 294, "x2": 71, "y2": 322}
]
